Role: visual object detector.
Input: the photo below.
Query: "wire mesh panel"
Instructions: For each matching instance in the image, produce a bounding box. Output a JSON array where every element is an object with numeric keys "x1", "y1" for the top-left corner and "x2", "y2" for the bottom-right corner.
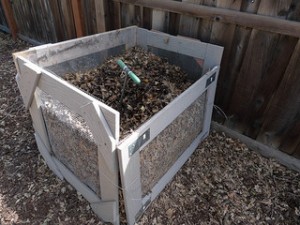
[
  {"x1": 140, "y1": 92, "x2": 206, "y2": 196},
  {"x1": 40, "y1": 91, "x2": 101, "y2": 196}
]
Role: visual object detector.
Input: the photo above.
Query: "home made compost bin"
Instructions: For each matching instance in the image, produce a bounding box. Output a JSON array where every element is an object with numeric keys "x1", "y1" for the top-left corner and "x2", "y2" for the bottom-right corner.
[{"x1": 13, "y1": 26, "x2": 223, "y2": 225}]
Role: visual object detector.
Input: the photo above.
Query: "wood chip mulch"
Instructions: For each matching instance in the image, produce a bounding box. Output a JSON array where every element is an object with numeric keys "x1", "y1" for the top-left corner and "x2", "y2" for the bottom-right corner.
[
  {"x1": 63, "y1": 47, "x2": 192, "y2": 138},
  {"x1": 1, "y1": 31, "x2": 300, "y2": 225}
]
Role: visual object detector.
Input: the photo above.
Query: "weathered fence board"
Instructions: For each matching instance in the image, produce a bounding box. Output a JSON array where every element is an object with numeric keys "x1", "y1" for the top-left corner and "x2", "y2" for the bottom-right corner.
[
  {"x1": 257, "y1": 39, "x2": 300, "y2": 154},
  {"x1": 207, "y1": 0, "x2": 242, "y2": 113},
  {"x1": 94, "y1": 0, "x2": 106, "y2": 33},
  {"x1": 0, "y1": 2, "x2": 7, "y2": 28},
  {"x1": 226, "y1": 0, "x2": 293, "y2": 133},
  {"x1": 71, "y1": 0, "x2": 85, "y2": 37},
  {"x1": 197, "y1": 0, "x2": 216, "y2": 42},
  {"x1": 48, "y1": 0, "x2": 63, "y2": 42},
  {"x1": 168, "y1": 11, "x2": 180, "y2": 35},
  {"x1": 0, "y1": 0, "x2": 17, "y2": 37},
  {"x1": 244, "y1": 35, "x2": 297, "y2": 139},
  {"x1": 152, "y1": 9, "x2": 168, "y2": 32},
  {"x1": 11, "y1": 0, "x2": 55, "y2": 43},
  {"x1": 10, "y1": 0, "x2": 85, "y2": 42},
  {"x1": 141, "y1": 7, "x2": 152, "y2": 29},
  {"x1": 121, "y1": 3, "x2": 135, "y2": 27},
  {"x1": 215, "y1": 0, "x2": 260, "y2": 112},
  {"x1": 60, "y1": 0, "x2": 76, "y2": 39},
  {"x1": 178, "y1": 0, "x2": 202, "y2": 38}
]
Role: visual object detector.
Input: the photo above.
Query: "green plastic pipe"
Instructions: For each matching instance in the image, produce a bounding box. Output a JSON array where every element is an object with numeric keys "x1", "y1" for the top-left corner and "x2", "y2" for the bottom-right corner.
[{"x1": 117, "y1": 59, "x2": 141, "y2": 84}]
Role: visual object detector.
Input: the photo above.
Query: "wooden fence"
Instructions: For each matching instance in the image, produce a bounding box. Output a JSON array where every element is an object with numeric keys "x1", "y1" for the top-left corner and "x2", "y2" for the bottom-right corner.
[
  {"x1": 1, "y1": 0, "x2": 300, "y2": 158},
  {"x1": 0, "y1": 1, "x2": 7, "y2": 30}
]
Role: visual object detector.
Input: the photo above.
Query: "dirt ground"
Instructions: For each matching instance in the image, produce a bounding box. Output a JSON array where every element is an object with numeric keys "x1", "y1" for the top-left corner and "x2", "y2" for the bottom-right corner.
[{"x1": 1, "y1": 31, "x2": 300, "y2": 225}]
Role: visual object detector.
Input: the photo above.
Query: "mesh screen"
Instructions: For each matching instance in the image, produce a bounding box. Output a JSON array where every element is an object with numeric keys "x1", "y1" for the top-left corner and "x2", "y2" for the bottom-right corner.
[
  {"x1": 39, "y1": 92, "x2": 101, "y2": 196},
  {"x1": 140, "y1": 92, "x2": 207, "y2": 195}
]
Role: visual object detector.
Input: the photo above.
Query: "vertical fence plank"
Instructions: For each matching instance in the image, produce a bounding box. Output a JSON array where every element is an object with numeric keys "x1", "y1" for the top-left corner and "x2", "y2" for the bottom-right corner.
[
  {"x1": 142, "y1": 7, "x2": 152, "y2": 29},
  {"x1": 121, "y1": 3, "x2": 135, "y2": 27},
  {"x1": 197, "y1": 0, "x2": 216, "y2": 42},
  {"x1": 226, "y1": 31, "x2": 283, "y2": 131},
  {"x1": 145, "y1": 1, "x2": 180, "y2": 35},
  {"x1": 60, "y1": 0, "x2": 76, "y2": 40},
  {"x1": 214, "y1": 0, "x2": 261, "y2": 113},
  {"x1": 0, "y1": 1, "x2": 8, "y2": 28},
  {"x1": 293, "y1": 140, "x2": 300, "y2": 159},
  {"x1": 209, "y1": 0, "x2": 242, "y2": 119},
  {"x1": 151, "y1": 1, "x2": 170, "y2": 32},
  {"x1": 10, "y1": 1, "x2": 26, "y2": 37},
  {"x1": 113, "y1": 1, "x2": 121, "y2": 29},
  {"x1": 167, "y1": 0, "x2": 181, "y2": 35},
  {"x1": 287, "y1": 0, "x2": 300, "y2": 22},
  {"x1": 81, "y1": 0, "x2": 94, "y2": 35},
  {"x1": 135, "y1": 5, "x2": 143, "y2": 27},
  {"x1": 94, "y1": 0, "x2": 106, "y2": 33},
  {"x1": 41, "y1": 0, "x2": 58, "y2": 42},
  {"x1": 240, "y1": 0, "x2": 261, "y2": 13},
  {"x1": 179, "y1": 0, "x2": 203, "y2": 38},
  {"x1": 31, "y1": 0, "x2": 44, "y2": 41},
  {"x1": 226, "y1": 0, "x2": 293, "y2": 134},
  {"x1": 103, "y1": 0, "x2": 112, "y2": 30},
  {"x1": 168, "y1": 11, "x2": 180, "y2": 35},
  {"x1": 71, "y1": 0, "x2": 85, "y2": 37},
  {"x1": 248, "y1": 35, "x2": 297, "y2": 138},
  {"x1": 1, "y1": 0, "x2": 17, "y2": 39},
  {"x1": 23, "y1": 0, "x2": 40, "y2": 41},
  {"x1": 48, "y1": 0, "x2": 64, "y2": 41},
  {"x1": 34, "y1": 0, "x2": 57, "y2": 43},
  {"x1": 281, "y1": 120, "x2": 300, "y2": 156},
  {"x1": 257, "y1": 39, "x2": 300, "y2": 154},
  {"x1": 11, "y1": 0, "x2": 55, "y2": 43}
]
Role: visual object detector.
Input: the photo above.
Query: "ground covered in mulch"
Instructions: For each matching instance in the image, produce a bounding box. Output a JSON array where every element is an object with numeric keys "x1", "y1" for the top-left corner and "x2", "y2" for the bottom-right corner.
[{"x1": 1, "y1": 31, "x2": 300, "y2": 225}]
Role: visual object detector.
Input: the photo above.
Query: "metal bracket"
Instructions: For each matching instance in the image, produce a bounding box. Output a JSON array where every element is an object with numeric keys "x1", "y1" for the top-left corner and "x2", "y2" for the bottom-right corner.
[
  {"x1": 206, "y1": 72, "x2": 216, "y2": 88},
  {"x1": 135, "y1": 193, "x2": 151, "y2": 222},
  {"x1": 128, "y1": 129, "x2": 150, "y2": 157}
]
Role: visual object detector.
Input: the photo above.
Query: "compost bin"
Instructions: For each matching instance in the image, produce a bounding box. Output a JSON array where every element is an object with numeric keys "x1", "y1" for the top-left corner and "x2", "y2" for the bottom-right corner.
[{"x1": 13, "y1": 26, "x2": 223, "y2": 225}]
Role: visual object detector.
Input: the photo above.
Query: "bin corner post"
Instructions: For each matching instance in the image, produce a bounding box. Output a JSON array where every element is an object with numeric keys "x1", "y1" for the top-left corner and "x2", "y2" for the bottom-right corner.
[
  {"x1": 80, "y1": 101, "x2": 120, "y2": 225},
  {"x1": 203, "y1": 66, "x2": 221, "y2": 134},
  {"x1": 203, "y1": 44, "x2": 224, "y2": 75},
  {"x1": 117, "y1": 143, "x2": 143, "y2": 225},
  {"x1": 15, "y1": 59, "x2": 41, "y2": 110}
]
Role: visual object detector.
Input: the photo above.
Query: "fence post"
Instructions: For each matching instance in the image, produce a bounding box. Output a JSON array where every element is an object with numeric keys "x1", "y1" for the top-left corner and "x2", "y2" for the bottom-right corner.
[{"x1": 1, "y1": 0, "x2": 17, "y2": 40}]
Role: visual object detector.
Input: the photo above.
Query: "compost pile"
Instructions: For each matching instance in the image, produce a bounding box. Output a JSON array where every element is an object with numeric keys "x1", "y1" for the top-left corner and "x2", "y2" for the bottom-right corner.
[
  {"x1": 2, "y1": 32, "x2": 300, "y2": 225},
  {"x1": 63, "y1": 47, "x2": 193, "y2": 137}
]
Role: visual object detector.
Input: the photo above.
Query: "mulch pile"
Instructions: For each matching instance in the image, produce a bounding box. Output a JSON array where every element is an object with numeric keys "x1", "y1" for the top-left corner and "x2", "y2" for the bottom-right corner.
[
  {"x1": 63, "y1": 47, "x2": 192, "y2": 138},
  {"x1": 1, "y1": 31, "x2": 300, "y2": 225}
]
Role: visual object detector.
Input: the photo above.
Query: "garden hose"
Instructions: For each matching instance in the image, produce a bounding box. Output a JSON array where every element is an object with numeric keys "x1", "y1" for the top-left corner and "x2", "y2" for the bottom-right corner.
[{"x1": 117, "y1": 59, "x2": 141, "y2": 85}]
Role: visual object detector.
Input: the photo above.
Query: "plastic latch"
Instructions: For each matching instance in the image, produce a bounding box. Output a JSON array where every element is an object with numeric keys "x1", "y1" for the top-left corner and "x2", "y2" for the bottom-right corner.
[{"x1": 206, "y1": 72, "x2": 216, "y2": 88}]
